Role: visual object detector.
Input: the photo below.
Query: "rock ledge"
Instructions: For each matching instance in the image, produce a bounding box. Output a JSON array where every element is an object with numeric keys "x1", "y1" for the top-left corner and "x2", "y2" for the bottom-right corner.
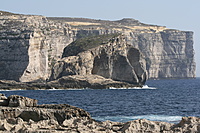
[{"x1": 0, "y1": 94, "x2": 200, "y2": 132}]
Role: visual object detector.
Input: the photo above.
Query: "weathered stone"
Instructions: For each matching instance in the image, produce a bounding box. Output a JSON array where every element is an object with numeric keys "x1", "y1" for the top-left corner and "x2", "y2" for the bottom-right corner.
[
  {"x1": 51, "y1": 35, "x2": 147, "y2": 86},
  {"x1": 50, "y1": 17, "x2": 195, "y2": 79},
  {"x1": 0, "y1": 94, "x2": 8, "y2": 106},
  {"x1": 0, "y1": 11, "x2": 195, "y2": 85},
  {"x1": 48, "y1": 74, "x2": 140, "y2": 89},
  {"x1": 0, "y1": 100, "x2": 8, "y2": 106},
  {"x1": 0, "y1": 93, "x2": 7, "y2": 100},
  {"x1": 8, "y1": 95, "x2": 37, "y2": 107},
  {"x1": 120, "y1": 119, "x2": 173, "y2": 133},
  {"x1": 0, "y1": 75, "x2": 139, "y2": 90},
  {"x1": 0, "y1": 108, "x2": 22, "y2": 119},
  {"x1": 0, "y1": 94, "x2": 200, "y2": 132},
  {"x1": 0, "y1": 119, "x2": 13, "y2": 131},
  {"x1": 0, "y1": 13, "x2": 73, "y2": 82}
]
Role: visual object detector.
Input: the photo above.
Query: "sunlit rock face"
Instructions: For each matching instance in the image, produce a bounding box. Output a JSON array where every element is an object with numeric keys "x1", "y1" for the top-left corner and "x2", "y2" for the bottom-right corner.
[
  {"x1": 0, "y1": 11, "x2": 195, "y2": 83},
  {"x1": 51, "y1": 34, "x2": 147, "y2": 85},
  {"x1": 56, "y1": 17, "x2": 195, "y2": 79},
  {"x1": 127, "y1": 30, "x2": 195, "y2": 79},
  {"x1": 0, "y1": 12, "x2": 73, "y2": 82}
]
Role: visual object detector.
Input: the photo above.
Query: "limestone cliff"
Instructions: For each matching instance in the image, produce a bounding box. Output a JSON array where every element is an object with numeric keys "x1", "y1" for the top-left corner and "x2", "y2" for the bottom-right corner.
[
  {"x1": 0, "y1": 11, "x2": 73, "y2": 82},
  {"x1": 128, "y1": 30, "x2": 195, "y2": 79},
  {"x1": 50, "y1": 34, "x2": 147, "y2": 85},
  {"x1": 0, "y1": 11, "x2": 196, "y2": 85},
  {"x1": 49, "y1": 17, "x2": 195, "y2": 79}
]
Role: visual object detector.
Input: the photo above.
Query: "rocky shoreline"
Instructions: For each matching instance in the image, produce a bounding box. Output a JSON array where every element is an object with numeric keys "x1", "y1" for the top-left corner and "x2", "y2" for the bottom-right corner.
[
  {"x1": 0, "y1": 94, "x2": 200, "y2": 132},
  {"x1": 0, "y1": 75, "x2": 141, "y2": 90}
]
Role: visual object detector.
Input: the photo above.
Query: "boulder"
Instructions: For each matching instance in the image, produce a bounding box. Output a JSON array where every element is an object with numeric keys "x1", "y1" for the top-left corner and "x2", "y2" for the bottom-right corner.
[
  {"x1": 0, "y1": 93, "x2": 7, "y2": 100},
  {"x1": 8, "y1": 95, "x2": 37, "y2": 107},
  {"x1": 0, "y1": 93, "x2": 8, "y2": 106},
  {"x1": 120, "y1": 119, "x2": 173, "y2": 133},
  {"x1": 171, "y1": 117, "x2": 200, "y2": 132}
]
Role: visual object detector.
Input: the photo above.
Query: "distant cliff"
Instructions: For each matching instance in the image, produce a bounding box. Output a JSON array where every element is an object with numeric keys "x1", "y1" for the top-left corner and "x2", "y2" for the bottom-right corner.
[
  {"x1": 0, "y1": 11, "x2": 196, "y2": 86},
  {"x1": 0, "y1": 11, "x2": 73, "y2": 82},
  {"x1": 49, "y1": 17, "x2": 196, "y2": 79},
  {"x1": 50, "y1": 34, "x2": 147, "y2": 85}
]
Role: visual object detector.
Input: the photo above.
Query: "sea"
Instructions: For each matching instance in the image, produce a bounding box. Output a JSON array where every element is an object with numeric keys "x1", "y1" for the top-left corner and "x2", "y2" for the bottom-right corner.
[{"x1": 1, "y1": 78, "x2": 200, "y2": 123}]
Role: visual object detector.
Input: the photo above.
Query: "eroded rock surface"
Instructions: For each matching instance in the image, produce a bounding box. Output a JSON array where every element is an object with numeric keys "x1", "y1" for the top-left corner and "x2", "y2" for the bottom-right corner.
[
  {"x1": 0, "y1": 94, "x2": 200, "y2": 132},
  {"x1": 0, "y1": 11, "x2": 196, "y2": 87},
  {"x1": 51, "y1": 34, "x2": 147, "y2": 86},
  {"x1": 0, "y1": 11, "x2": 73, "y2": 82},
  {"x1": 0, "y1": 74, "x2": 140, "y2": 90},
  {"x1": 49, "y1": 17, "x2": 196, "y2": 79},
  {"x1": 48, "y1": 74, "x2": 140, "y2": 89}
]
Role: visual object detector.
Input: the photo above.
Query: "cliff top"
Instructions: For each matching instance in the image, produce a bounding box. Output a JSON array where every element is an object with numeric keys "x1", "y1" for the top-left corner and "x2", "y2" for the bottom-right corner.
[
  {"x1": 0, "y1": 10, "x2": 169, "y2": 33},
  {"x1": 0, "y1": 10, "x2": 43, "y2": 17},
  {"x1": 48, "y1": 17, "x2": 168, "y2": 32},
  {"x1": 0, "y1": 11, "x2": 19, "y2": 16},
  {"x1": 48, "y1": 17, "x2": 144, "y2": 25}
]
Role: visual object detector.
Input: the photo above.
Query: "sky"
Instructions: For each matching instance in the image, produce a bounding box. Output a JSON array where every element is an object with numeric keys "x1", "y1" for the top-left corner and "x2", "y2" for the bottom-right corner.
[{"x1": 1, "y1": 0, "x2": 199, "y2": 77}]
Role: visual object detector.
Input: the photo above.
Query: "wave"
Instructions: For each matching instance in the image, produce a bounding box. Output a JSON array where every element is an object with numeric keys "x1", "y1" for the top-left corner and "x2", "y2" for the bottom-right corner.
[
  {"x1": 0, "y1": 89, "x2": 24, "y2": 91},
  {"x1": 109, "y1": 85, "x2": 157, "y2": 90},
  {"x1": 93, "y1": 115, "x2": 182, "y2": 123}
]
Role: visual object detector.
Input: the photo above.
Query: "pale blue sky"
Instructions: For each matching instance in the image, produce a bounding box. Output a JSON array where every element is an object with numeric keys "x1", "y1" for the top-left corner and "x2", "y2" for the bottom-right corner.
[{"x1": 1, "y1": 0, "x2": 199, "y2": 77}]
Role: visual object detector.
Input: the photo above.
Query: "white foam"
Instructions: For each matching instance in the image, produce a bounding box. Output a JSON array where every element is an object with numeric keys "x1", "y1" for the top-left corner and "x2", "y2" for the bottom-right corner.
[
  {"x1": 109, "y1": 85, "x2": 157, "y2": 90},
  {"x1": 0, "y1": 89, "x2": 23, "y2": 91},
  {"x1": 131, "y1": 115, "x2": 182, "y2": 122},
  {"x1": 47, "y1": 88, "x2": 68, "y2": 91},
  {"x1": 140, "y1": 85, "x2": 157, "y2": 89},
  {"x1": 93, "y1": 115, "x2": 182, "y2": 123}
]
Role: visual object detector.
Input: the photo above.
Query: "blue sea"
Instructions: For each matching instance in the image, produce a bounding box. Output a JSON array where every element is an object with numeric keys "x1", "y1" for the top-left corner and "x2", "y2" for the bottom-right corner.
[{"x1": 1, "y1": 78, "x2": 200, "y2": 123}]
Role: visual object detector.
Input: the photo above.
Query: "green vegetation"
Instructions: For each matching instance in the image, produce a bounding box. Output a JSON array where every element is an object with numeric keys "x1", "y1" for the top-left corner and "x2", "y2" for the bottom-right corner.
[
  {"x1": 62, "y1": 33, "x2": 121, "y2": 57},
  {"x1": 0, "y1": 11, "x2": 19, "y2": 15}
]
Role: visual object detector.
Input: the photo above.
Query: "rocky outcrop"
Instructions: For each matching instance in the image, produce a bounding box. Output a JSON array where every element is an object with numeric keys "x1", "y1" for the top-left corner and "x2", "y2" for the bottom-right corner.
[
  {"x1": 0, "y1": 11, "x2": 73, "y2": 82},
  {"x1": 50, "y1": 34, "x2": 147, "y2": 86},
  {"x1": 0, "y1": 94, "x2": 200, "y2": 132},
  {"x1": 48, "y1": 75, "x2": 140, "y2": 89},
  {"x1": 0, "y1": 11, "x2": 196, "y2": 85},
  {"x1": 50, "y1": 17, "x2": 195, "y2": 79},
  {"x1": 128, "y1": 30, "x2": 196, "y2": 79},
  {"x1": 0, "y1": 75, "x2": 139, "y2": 90}
]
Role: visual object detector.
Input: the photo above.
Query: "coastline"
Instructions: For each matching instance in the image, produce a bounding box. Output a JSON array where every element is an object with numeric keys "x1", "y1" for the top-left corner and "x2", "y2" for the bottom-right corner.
[
  {"x1": 0, "y1": 94, "x2": 200, "y2": 132},
  {"x1": 0, "y1": 75, "x2": 143, "y2": 90}
]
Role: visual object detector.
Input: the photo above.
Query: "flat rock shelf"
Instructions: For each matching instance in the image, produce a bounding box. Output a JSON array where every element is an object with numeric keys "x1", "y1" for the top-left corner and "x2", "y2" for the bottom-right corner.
[{"x1": 0, "y1": 93, "x2": 200, "y2": 132}]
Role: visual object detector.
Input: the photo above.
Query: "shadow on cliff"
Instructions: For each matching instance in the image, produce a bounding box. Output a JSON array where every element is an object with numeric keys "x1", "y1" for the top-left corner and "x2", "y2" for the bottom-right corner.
[{"x1": 0, "y1": 39, "x2": 29, "y2": 82}]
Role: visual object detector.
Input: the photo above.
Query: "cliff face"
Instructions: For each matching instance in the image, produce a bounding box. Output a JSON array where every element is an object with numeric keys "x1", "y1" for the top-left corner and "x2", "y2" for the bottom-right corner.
[
  {"x1": 50, "y1": 17, "x2": 195, "y2": 79},
  {"x1": 50, "y1": 34, "x2": 147, "y2": 85},
  {"x1": 128, "y1": 30, "x2": 195, "y2": 79},
  {"x1": 0, "y1": 11, "x2": 196, "y2": 84},
  {"x1": 0, "y1": 12, "x2": 73, "y2": 82}
]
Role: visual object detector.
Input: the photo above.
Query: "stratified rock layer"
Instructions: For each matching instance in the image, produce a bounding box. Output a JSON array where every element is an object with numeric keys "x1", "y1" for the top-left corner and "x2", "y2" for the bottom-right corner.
[
  {"x1": 0, "y1": 94, "x2": 200, "y2": 132},
  {"x1": 48, "y1": 75, "x2": 140, "y2": 89},
  {"x1": 0, "y1": 75, "x2": 139, "y2": 90},
  {"x1": 51, "y1": 34, "x2": 147, "y2": 85},
  {"x1": 129, "y1": 30, "x2": 195, "y2": 79},
  {"x1": 0, "y1": 12, "x2": 73, "y2": 82},
  {"x1": 50, "y1": 17, "x2": 195, "y2": 79},
  {"x1": 0, "y1": 11, "x2": 196, "y2": 85}
]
